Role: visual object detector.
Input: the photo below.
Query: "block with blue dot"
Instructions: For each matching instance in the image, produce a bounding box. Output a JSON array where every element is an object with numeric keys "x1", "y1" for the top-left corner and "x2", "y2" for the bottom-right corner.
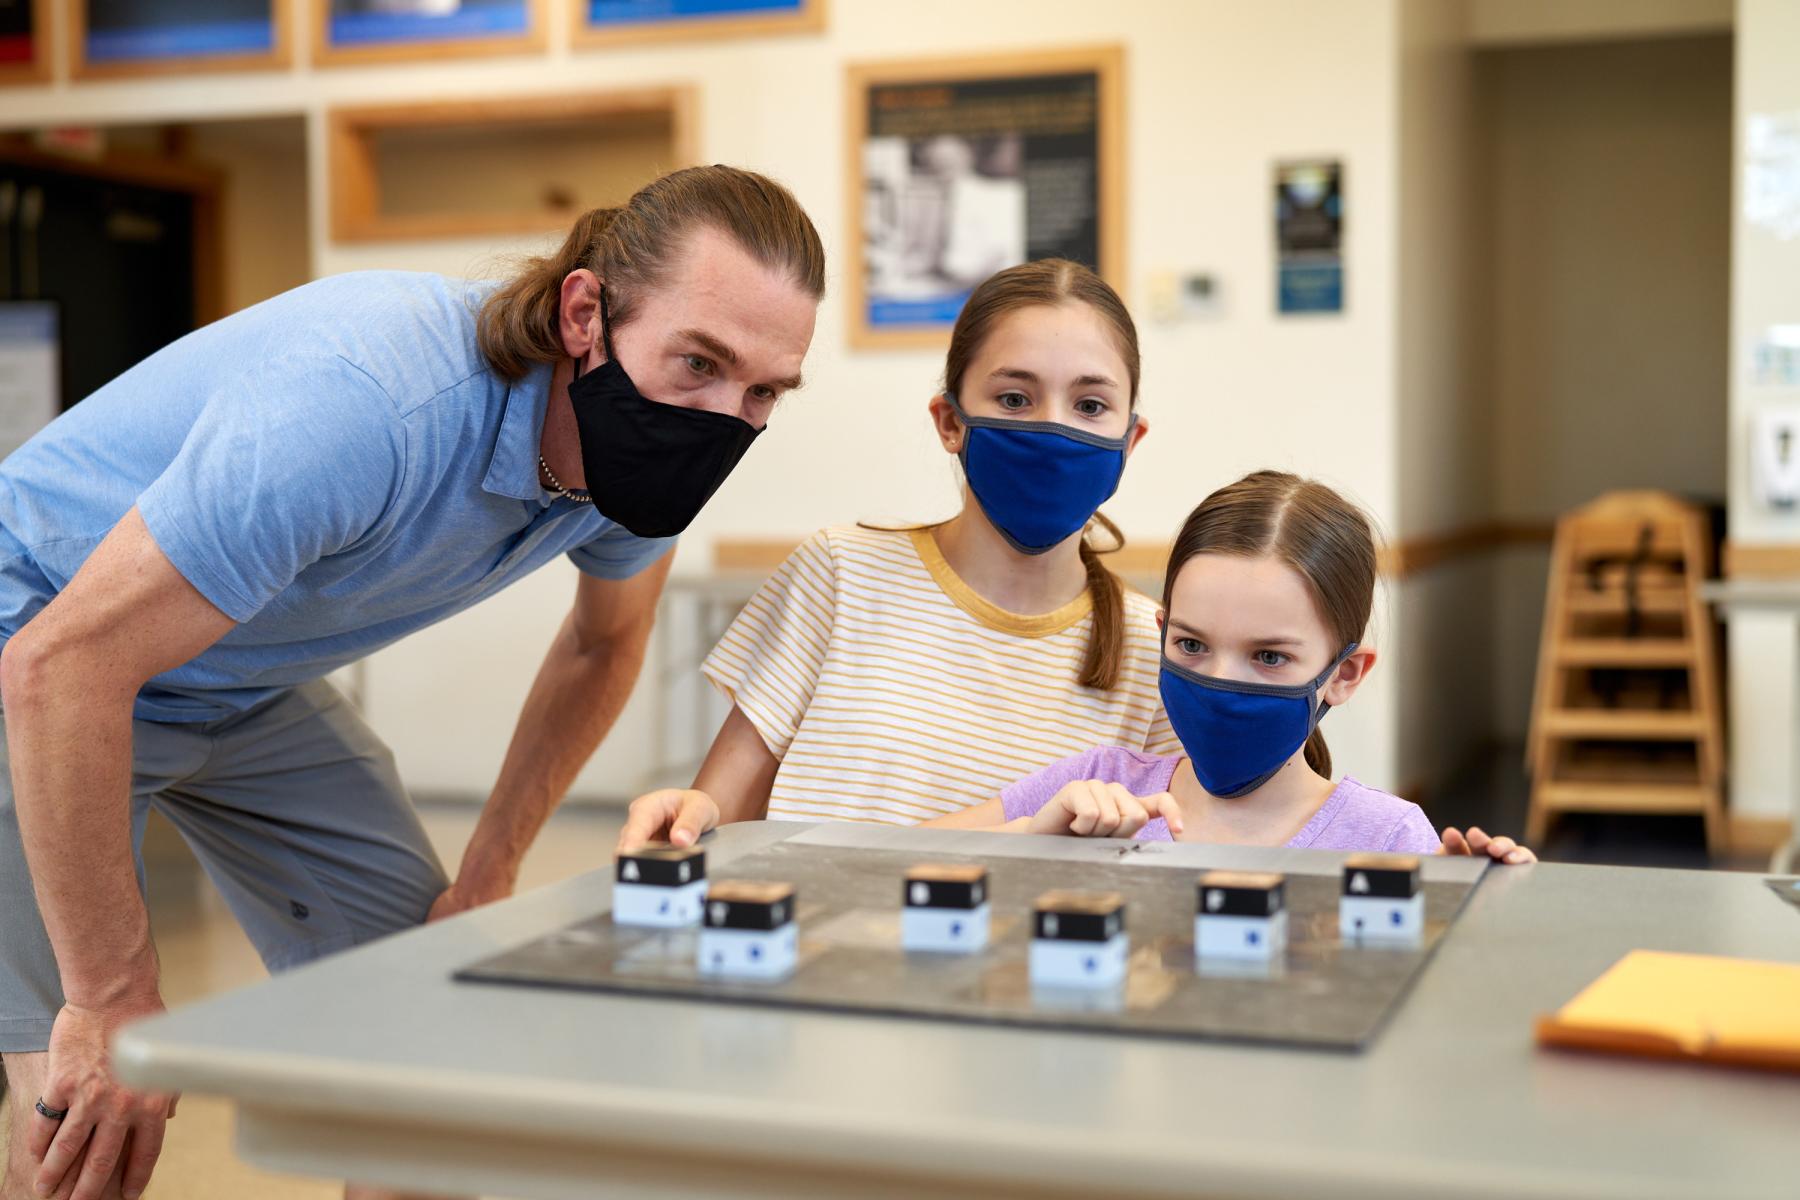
[
  {"x1": 1194, "y1": 871, "x2": 1287, "y2": 961},
  {"x1": 1339, "y1": 853, "x2": 1424, "y2": 944},
  {"x1": 900, "y1": 863, "x2": 991, "y2": 953},
  {"x1": 697, "y1": 880, "x2": 799, "y2": 980},
  {"x1": 611, "y1": 844, "x2": 707, "y2": 928},
  {"x1": 1029, "y1": 890, "x2": 1128, "y2": 990}
]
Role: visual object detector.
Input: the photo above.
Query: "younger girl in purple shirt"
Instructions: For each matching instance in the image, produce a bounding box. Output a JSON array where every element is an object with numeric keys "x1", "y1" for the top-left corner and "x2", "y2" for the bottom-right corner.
[{"x1": 933, "y1": 470, "x2": 1534, "y2": 864}]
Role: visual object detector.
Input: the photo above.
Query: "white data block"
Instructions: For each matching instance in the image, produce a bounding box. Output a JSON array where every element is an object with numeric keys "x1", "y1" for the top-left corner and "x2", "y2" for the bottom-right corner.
[
  {"x1": 1194, "y1": 910, "x2": 1287, "y2": 960},
  {"x1": 1339, "y1": 893, "x2": 1425, "y2": 942},
  {"x1": 901, "y1": 903, "x2": 991, "y2": 953},
  {"x1": 1029, "y1": 934, "x2": 1129, "y2": 989},
  {"x1": 612, "y1": 879, "x2": 708, "y2": 928},
  {"x1": 697, "y1": 925, "x2": 799, "y2": 980}
]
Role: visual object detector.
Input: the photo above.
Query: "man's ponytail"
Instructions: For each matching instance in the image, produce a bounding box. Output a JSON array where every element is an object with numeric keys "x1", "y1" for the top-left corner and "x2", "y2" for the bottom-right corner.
[{"x1": 477, "y1": 207, "x2": 620, "y2": 381}]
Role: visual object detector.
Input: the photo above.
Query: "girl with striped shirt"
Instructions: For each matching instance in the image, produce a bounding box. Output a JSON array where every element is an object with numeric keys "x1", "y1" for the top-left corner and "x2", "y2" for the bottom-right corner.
[{"x1": 618, "y1": 259, "x2": 1178, "y2": 849}]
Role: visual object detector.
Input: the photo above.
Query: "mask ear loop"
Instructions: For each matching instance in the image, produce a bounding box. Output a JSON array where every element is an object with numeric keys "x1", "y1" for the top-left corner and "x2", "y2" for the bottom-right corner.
[
  {"x1": 1310, "y1": 642, "x2": 1361, "y2": 720},
  {"x1": 597, "y1": 284, "x2": 619, "y2": 363},
  {"x1": 574, "y1": 283, "x2": 619, "y2": 383}
]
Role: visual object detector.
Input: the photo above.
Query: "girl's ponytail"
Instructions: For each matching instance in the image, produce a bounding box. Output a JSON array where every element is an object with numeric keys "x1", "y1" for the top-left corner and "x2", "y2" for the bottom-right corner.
[
  {"x1": 1076, "y1": 512, "x2": 1127, "y2": 691},
  {"x1": 1302, "y1": 728, "x2": 1332, "y2": 777}
]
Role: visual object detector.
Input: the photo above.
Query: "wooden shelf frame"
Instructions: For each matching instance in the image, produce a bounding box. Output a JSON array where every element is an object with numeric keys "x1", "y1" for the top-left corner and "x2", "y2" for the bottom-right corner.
[
  {"x1": 572, "y1": 0, "x2": 825, "y2": 50},
  {"x1": 312, "y1": 0, "x2": 547, "y2": 70},
  {"x1": 0, "y1": 0, "x2": 55, "y2": 87},
  {"x1": 327, "y1": 87, "x2": 699, "y2": 244},
  {"x1": 71, "y1": 0, "x2": 293, "y2": 81}
]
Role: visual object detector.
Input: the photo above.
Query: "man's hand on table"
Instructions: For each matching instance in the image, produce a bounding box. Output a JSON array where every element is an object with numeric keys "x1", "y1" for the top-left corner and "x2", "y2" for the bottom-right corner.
[{"x1": 426, "y1": 868, "x2": 517, "y2": 923}]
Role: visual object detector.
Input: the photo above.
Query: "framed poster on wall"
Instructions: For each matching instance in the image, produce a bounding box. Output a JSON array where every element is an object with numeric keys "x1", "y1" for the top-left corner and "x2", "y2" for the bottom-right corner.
[
  {"x1": 74, "y1": 0, "x2": 291, "y2": 78},
  {"x1": 0, "y1": 0, "x2": 52, "y2": 85},
  {"x1": 315, "y1": 0, "x2": 545, "y2": 67},
  {"x1": 1275, "y1": 159, "x2": 1343, "y2": 315},
  {"x1": 575, "y1": 0, "x2": 824, "y2": 50},
  {"x1": 845, "y1": 45, "x2": 1124, "y2": 350}
]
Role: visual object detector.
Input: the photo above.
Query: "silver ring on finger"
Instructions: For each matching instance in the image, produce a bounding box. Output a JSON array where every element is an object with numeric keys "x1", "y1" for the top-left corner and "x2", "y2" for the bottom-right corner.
[{"x1": 35, "y1": 1097, "x2": 69, "y2": 1122}]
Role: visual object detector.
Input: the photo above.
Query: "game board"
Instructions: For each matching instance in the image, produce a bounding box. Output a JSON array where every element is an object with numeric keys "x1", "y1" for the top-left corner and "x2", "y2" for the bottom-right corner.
[{"x1": 457, "y1": 826, "x2": 1488, "y2": 1050}]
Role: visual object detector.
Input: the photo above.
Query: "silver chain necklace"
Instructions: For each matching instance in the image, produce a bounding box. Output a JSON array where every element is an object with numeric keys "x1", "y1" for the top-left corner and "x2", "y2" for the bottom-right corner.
[{"x1": 538, "y1": 454, "x2": 592, "y2": 503}]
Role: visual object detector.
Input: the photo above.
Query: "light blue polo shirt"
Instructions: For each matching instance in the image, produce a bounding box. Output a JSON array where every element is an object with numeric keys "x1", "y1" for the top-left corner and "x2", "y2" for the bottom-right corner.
[{"x1": 0, "y1": 271, "x2": 674, "y2": 722}]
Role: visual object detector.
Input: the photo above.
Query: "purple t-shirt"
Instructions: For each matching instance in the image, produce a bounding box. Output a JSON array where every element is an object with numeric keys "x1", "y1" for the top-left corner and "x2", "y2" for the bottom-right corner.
[{"x1": 999, "y1": 746, "x2": 1442, "y2": 854}]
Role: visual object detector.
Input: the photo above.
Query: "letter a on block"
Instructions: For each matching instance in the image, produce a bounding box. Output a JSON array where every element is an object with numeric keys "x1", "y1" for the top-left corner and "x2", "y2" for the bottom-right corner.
[
  {"x1": 1351, "y1": 872, "x2": 1370, "y2": 894},
  {"x1": 623, "y1": 861, "x2": 641, "y2": 882}
]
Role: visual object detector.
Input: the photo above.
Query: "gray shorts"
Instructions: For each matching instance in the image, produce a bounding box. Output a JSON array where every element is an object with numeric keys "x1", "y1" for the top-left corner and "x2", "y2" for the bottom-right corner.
[{"x1": 0, "y1": 679, "x2": 449, "y2": 1053}]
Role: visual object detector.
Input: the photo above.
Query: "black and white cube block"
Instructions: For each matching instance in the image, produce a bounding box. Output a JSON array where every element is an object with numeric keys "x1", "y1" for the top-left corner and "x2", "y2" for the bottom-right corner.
[
  {"x1": 698, "y1": 881, "x2": 799, "y2": 980},
  {"x1": 901, "y1": 864, "x2": 991, "y2": 953},
  {"x1": 1339, "y1": 853, "x2": 1423, "y2": 942},
  {"x1": 1029, "y1": 890, "x2": 1128, "y2": 988},
  {"x1": 612, "y1": 844, "x2": 707, "y2": 927},
  {"x1": 1194, "y1": 871, "x2": 1287, "y2": 960}
]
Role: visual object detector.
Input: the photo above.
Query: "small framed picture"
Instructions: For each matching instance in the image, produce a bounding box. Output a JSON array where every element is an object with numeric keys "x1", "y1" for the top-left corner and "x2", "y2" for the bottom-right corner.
[
  {"x1": 574, "y1": 0, "x2": 824, "y2": 50},
  {"x1": 0, "y1": 0, "x2": 53, "y2": 85},
  {"x1": 1274, "y1": 159, "x2": 1344, "y2": 315},
  {"x1": 846, "y1": 45, "x2": 1125, "y2": 350},
  {"x1": 73, "y1": 0, "x2": 291, "y2": 79},
  {"x1": 315, "y1": 0, "x2": 544, "y2": 67}
]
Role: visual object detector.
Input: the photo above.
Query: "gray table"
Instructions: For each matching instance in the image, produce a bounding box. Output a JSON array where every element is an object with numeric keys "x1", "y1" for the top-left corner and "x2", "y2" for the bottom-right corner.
[{"x1": 115, "y1": 823, "x2": 1800, "y2": 1200}]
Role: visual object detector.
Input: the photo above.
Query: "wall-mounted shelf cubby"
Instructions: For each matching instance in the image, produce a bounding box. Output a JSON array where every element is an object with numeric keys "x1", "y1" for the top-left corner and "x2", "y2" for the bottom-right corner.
[{"x1": 327, "y1": 88, "x2": 697, "y2": 243}]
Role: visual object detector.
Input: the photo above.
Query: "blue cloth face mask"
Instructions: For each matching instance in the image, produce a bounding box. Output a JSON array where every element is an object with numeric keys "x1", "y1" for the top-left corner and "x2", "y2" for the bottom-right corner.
[
  {"x1": 948, "y1": 394, "x2": 1136, "y2": 555},
  {"x1": 1159, "y1": 638, "x2": 1359, "y2": 798}
]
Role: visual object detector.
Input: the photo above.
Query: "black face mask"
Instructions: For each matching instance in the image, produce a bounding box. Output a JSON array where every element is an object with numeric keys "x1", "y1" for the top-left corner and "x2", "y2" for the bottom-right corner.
[{"x1": 568, "y1": 287, "x2": 763, "y2": 539}]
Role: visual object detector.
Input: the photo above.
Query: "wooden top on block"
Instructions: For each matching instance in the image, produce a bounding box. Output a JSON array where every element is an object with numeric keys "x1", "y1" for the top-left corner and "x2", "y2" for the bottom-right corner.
[
  {"x1": 706, "y1": 881, "x2": 794, "y2": 906},
  {"x1": 1344, "y1": 854, "x2": 1421, "y2": 873},
  {"x1": 1034, "y1": 890, "x2": 1124, "y2": 916},
  {"x1": 1197, "y1": 871, "x2": 1284, "y2": 891},
  {"x1": 905, "y1": 864, "x2": 988, "y2": 884},
  {"x1": 618, "y1": 843, "x2": 704, "y2": 863}
]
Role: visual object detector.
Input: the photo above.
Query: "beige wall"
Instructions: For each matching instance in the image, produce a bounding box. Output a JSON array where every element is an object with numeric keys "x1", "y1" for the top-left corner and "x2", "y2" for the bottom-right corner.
[
  {"x1": 187, "y1": 118, "x2": 313, "y2": 315},
  {"x1": 1725, "y1": 0, "x2": 1800, "y2": 822},
  {"x1": 1482, "y1": 33, "x2": 1732, "y2": 739},
  {"x1": 1392, "y1": 0, "x2": 1500, "y2": 799},
  {"x1": 1488, "y1": 35, "x2": 1732, "y2": 525}
]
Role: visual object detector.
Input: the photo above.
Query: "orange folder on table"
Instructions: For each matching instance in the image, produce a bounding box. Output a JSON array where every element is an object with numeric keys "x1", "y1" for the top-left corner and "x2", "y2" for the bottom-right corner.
[{"x1": 1535, "y1": 950, "x2": 1800, "y2": 1073}]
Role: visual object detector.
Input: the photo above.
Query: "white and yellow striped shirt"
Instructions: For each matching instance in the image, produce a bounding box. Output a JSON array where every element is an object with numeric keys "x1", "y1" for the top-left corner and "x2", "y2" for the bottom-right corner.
[{"x1": 701, "y1": 525, "x2": 1181, "y2": 825}]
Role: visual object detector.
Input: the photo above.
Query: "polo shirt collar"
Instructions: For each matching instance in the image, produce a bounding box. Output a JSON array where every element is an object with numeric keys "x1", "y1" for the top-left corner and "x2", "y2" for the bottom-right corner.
[{"x1": 483, "y1": 362, "x2": 557, "y2": 501}]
